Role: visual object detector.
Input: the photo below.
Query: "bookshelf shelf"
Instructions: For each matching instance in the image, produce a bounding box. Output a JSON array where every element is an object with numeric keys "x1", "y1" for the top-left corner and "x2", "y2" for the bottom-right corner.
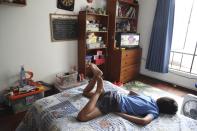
[
  {"x1": 86, "y1": 31, "x2": 108, "y2": 33},
  {"x1": 87, "y1": 47, "x2": 107, "y2": 51},
  {"x1": 115, "y1": 31, "x2": 132, "y2": 33},
  {"x1": 116, "y1": 16, "x2": 132, "y2": 19}
]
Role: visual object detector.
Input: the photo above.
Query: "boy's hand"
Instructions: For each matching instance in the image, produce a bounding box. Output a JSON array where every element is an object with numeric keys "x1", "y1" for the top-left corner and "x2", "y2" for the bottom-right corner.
[{"x1": 115, "y1": 112, "x2": 153, "y2": 126}]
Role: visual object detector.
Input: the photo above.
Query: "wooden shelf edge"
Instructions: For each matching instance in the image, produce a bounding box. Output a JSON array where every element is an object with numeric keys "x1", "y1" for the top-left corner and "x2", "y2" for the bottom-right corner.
[
  {"x1": 87, "y1": 47, "x2": 107, "y2": 51},
  {"x1": 116, "y1": 16, "x2": 132, "y2": 19},
  {"x1": 86, "y1": 31, "x2": 108, "y2": 33},
  {"x1": 118, "y1": 0, "x2": 138, "y2": 6}
]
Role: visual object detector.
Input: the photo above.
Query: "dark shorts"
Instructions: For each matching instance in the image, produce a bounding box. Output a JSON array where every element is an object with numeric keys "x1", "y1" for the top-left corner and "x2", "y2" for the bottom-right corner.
[{"x1": 96, "y1": 91, "x2": 120, "y2": 114}]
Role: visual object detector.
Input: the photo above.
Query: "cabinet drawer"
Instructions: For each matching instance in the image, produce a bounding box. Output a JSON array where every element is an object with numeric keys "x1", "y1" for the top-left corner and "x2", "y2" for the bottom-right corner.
[
  {"x1": 120, "y1": 70, "x2": 139, "y2": 83},
  {"x1": 120, "y1": 64, "x2": 140, "y2": 83},
  {"x1": 121, "y1": 49, "x2": 142, "y2": 59},
  {"x1": 121, "y1": 58, "x2": 141, "y2": 68}
]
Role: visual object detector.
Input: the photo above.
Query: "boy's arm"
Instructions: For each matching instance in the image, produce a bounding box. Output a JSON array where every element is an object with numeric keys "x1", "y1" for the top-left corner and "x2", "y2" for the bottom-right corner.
[{"x1": 116, "y1": 112, "x2": 154, "y2": 126}]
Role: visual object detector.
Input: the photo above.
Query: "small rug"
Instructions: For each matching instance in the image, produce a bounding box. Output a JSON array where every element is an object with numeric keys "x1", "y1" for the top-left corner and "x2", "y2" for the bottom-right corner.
[{"x1": 123, "y1": 81, "x2": 183, "y2": 113}]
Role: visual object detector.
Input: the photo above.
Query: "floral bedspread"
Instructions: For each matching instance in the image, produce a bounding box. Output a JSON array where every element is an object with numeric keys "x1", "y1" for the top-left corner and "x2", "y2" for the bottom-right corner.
[{"x1": 16, "y1": 81, "x2": 197, "y2": 131}]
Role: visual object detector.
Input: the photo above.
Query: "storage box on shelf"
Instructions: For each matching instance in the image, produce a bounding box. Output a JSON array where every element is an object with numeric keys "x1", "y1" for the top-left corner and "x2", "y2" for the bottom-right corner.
[{"x1": 78, "y1": 11, "x2": 109, "y2": 78}]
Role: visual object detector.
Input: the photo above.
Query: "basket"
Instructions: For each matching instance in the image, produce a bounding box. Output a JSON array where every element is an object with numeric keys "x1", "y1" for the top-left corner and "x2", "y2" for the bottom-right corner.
[{"x1": 56, "y1": 71, "x2": 78, "y2": 86}]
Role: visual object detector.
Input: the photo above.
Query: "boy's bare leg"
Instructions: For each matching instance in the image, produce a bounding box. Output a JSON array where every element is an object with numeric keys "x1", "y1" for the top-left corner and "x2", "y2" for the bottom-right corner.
[
  {"x1": 77, "y1": 76, "x2": 104, "y2": 122},
  {"x1": 83, "y1": 63, "x2": 103, "y2": 98},
  {"x1": 83, "y1": 76, "x2": 97, "y2": 98},
  {"x1": 89, "y1": 63, "x2": 103, "y2": 77}
]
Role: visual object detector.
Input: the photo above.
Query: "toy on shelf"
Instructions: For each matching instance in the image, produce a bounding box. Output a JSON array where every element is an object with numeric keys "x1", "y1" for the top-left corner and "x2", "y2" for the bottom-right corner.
[
  {"x1": 4, "y1": 66, "x2": 46, "y2": 113},
  {"x1": 19, "y1": 66, "x2": 41, "y2": 87},
  {"x1": 95, "y1": 8, "x2": 106, "y2": 15},
  {"x1": 116, "y1": 20, "x2": 131, "y2": 32},
  {"x1": 84, "y1": 5, "x2": 95, "y2": 13},
  {"x1": 86, "y1": 19, "x2": 107, "y2": 32},
  {"x1": 8, "y1": 66, "x2": 45, "y2": 97},
  {"x1": 85, "y1": 50, "x2": 105, "y2": 66},
  {"x1": 81, "y1": 5, "x2": 106, "y2": 15},
  {"x1": 94, "y1": 50, "x2": 105, "y2": 65},
  {"x1": 86, "y1": 33, "x2": 105, "y2": 49},
  {"x1": 85, "y1": 55, "x2": 92, "y2": 64}
]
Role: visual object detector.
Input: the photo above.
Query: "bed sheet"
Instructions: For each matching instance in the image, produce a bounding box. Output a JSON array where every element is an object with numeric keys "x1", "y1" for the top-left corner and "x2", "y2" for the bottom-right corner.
[{"x1": 16, "y1": 81, "x2": 197, "y2": 131}]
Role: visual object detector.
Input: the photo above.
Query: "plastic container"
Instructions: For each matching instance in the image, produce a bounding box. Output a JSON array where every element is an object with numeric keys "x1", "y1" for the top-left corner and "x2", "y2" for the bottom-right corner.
[
  {"x1": 86, "y1": 43, "x2": 100, "y2": 49},
  {"x1": 85, "y1": 55, "x2": 92, "y2": 64},
  {"x1": 95, "y1": 58, "x2": 105, "y2": 65},
  {"x1": 9, "y1": 92, "x2": 44, "y2": 114},
  {"x1": 56, "y1": 71, "x2": 78, "y2": 86}
]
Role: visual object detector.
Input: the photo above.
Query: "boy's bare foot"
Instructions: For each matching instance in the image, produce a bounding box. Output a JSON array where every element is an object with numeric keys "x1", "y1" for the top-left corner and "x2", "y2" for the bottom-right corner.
[
  {"x1": 95, "y1": 76, "x2": 104, "y2": 94},
  {"x1": 89, "y1": 64, "x2": 103, "y2": 77},
  {"x1": 96, "y1": 85, "x2": 104, "y2": 95}
]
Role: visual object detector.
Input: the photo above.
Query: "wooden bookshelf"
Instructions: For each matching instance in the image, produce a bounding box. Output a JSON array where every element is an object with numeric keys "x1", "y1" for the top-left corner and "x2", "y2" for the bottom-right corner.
[
  {"x1": 107, "y1": 0, "x2": 142, "y2": 83},
  {"x1": 78, "y1": 11, "x2": 109, "y2": 78}
]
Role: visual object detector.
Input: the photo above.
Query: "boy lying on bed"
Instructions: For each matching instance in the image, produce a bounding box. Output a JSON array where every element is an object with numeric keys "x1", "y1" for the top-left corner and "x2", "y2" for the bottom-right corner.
[{"x1": 77, "y1": 64, "x2": 178, "y2": 125}]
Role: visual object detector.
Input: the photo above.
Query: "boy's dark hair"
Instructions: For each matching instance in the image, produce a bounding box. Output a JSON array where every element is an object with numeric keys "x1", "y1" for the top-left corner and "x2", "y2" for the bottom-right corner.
[{"x1": 156, "y1": 97, "x2": 178, "y2": 115}]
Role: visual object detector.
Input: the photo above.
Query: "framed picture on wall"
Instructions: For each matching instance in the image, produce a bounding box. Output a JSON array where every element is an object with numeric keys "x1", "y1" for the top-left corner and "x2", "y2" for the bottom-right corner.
[
  {"x1": 57, "y1": 0, "x2": 75, "y2": 11},
  {"x1": 50, "y1": 14, "x2": 78, "y2": 41}
]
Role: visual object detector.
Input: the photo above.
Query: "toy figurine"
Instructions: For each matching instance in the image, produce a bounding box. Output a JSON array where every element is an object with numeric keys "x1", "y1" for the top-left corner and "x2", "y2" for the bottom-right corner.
[
  {"x1": 85, "y1": 5, "x2": 95, "y2": 13},
  {"x1": 19, "y1": 65, "x2": 26, "y2": 87},
  {"x1": 87, "y1": 0, "x2": 93, "y2": 3}
]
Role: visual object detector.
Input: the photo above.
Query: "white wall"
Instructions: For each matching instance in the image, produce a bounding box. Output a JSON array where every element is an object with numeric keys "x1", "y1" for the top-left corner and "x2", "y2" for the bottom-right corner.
[
  {"x1": 0, "y1": 0, "x2": 106, "y2": 94},
  {"x1": 138, "y1": 0, "x2": 197, "y2": 91}
]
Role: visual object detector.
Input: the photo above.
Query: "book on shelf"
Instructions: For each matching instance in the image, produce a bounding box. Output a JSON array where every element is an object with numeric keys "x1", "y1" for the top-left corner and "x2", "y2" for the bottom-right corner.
[
  {"x1": 118, "y1": 4, "x2": 136, "y2": 18},
  {"x1": 130, "y1": 8, "x2": 136, "y2": 19},
  {"x1": 126, "y1": 6, "x2": 133, "y2": 17}
]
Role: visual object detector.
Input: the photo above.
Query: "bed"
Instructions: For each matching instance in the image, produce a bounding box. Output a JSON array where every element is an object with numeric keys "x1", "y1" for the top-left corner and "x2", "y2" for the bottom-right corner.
[{"x1": 16, "y1": 81, "x2": 197, "y2": 131}]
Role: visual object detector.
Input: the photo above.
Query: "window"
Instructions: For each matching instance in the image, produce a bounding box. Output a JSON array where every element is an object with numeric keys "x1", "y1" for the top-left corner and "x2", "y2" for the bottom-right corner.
[{"x1": 169, "y1": 0, "x2": 197, "y2": 75}]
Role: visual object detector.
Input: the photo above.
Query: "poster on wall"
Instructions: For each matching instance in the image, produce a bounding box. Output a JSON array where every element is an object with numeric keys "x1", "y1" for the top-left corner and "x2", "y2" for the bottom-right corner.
[{"x1": 57, "y1": 0, "x2": 75, "y2": 11}]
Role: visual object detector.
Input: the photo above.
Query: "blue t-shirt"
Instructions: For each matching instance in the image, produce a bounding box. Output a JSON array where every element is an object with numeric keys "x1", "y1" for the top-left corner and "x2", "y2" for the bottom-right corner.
[{"x1": 118, "y1": 94, "x2": 159, "y2": 119}]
